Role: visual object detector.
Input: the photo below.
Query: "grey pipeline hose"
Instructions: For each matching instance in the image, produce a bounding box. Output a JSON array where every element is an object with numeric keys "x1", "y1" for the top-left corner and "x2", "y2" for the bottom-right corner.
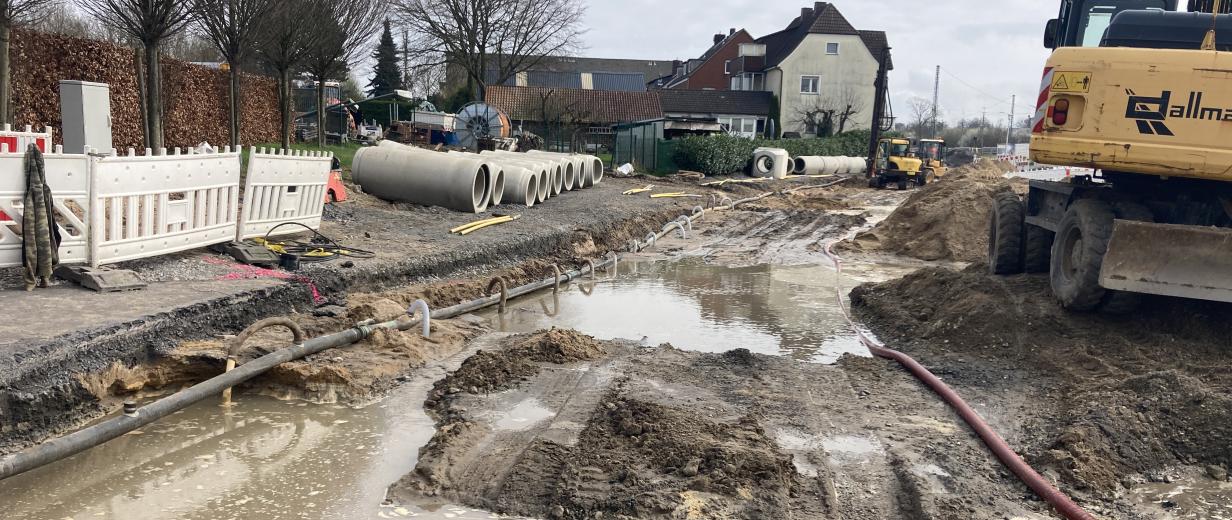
[
  {"x1": 487, "y1": 277, "x2": 510, "y2": 313},
  {"x1": 407, "y1": 299, "x2": 431, "y2": 338},
  {"x1": 223, "y1": 318, "x2": 307, "y2": 405}
]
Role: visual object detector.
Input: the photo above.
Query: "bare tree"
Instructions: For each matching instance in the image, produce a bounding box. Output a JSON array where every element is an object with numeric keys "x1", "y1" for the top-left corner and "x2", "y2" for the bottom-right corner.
[
  {"x1": 794, "y1": 86, "x2": 868, "y2": 137},
  {"x1": 907, "y1": 97, "x2": 934, "y2": 139},
  {"x1": 77, "y1": 0, "x2": 198, "y2": 150},
  {"x1": 404, "y1": 60, "x2": 445, "y2": 100},
  {"x1": 0, "y1": 0, "x2": 55, "y2": 121},
  {"x1": 197, "y1": 0, "x2": 273, "y2": 147},
  {"x1": 394, "y1": 0, "x2": 585, "y2": 102},
  {"x1": 255, "y1": 0, "x2": 314, "y2": 149},
  {"x1": 830, "y1": 85, "x2": 867, "y2": 134},
  {"x1": 302, "y1": 0, "x2": 384, "y2": 147}
]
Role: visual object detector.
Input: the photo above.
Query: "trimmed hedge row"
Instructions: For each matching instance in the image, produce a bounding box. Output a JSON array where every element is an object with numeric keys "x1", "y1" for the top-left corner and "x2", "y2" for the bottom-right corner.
[{"x1": 671, "y1": 130, "x2": 879, "y2": 176}]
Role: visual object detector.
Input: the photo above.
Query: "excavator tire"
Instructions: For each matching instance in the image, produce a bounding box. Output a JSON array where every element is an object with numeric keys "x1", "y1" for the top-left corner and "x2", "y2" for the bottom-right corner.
[
  {"x1": 1050, "y1": 199, "x2": 1115, "y2": 311},
  {"x1": 1023, "y1": 224, "x2": 1053, "y2": 274},
  {"x1": 988, "y1": 191, "x2": 1025, "y2": 275},
  {"x1": 1098, "y1": 202, "x2": 1156, "y2": 314}
]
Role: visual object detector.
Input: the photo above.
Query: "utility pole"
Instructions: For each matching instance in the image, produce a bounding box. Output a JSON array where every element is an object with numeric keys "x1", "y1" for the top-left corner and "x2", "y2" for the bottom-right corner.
[
  {"x1": 1005, "y1": 94, "x2": 1016, "y2": 151},
  {"x1": 980, "y1": 107, "x2": 987, "y2": 148},
  {"x1": 402, "y1": 29, "x2": 410, "y2": 90},
  {"x1": 930, "y1": 65, "x2": 940, "y2": 138}
]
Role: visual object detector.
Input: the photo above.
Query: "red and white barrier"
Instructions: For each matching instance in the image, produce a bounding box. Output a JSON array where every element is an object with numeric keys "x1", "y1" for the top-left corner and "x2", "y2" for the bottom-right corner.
[{"x1": 0, "y1": 124, "x2": 52, "y2": 154}]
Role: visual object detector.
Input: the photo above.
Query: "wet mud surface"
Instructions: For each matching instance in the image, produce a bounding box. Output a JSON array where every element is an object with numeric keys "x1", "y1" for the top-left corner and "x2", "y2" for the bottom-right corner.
[{"x1": 852, "y1": 265, "x2": 1232, "y2": 518}]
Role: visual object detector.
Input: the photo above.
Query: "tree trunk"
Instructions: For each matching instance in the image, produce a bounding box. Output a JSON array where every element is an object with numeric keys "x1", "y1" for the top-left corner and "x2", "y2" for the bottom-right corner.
[
  {"x1": 228, "y1": 65, "x2": 241, "y2": 148},
  {"x1": 134, "y1": 47, "x2": 150, "y2": 149},
  {"x1": 144, "y1": 42, "x2": 165, "y2": 152},
  {"x1": 316, "y1": 78, "x2": 326, "y2": 147},
  {"x1": 0, "y1": 24, "x2": 11, "y2": 125},
  {"x1": 279, "y1": 69, "x2": 292, "y2": 150}
]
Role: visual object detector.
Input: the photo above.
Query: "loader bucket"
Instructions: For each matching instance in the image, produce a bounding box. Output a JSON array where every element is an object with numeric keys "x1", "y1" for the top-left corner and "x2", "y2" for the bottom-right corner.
[{"x1": 1100, "y1": 220, "x2": 1232, "y2": 303}]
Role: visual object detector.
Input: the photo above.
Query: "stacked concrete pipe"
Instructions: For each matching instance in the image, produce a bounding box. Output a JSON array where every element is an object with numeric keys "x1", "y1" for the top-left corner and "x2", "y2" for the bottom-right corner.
[
  {"x1": 448, "y1": 151, "x2": 540, "y2": 207},
  {"x1": 527, "y1": 150, "x2": 603, "y2": 187},
  {"x1": 487, "y1": 150, "x2": 569, "y2": 195},
  {"x1": 480, "y1": 151, "x2": 562, "y2": 200},
  {"x1": 519, "y1": 151, "x2": 582, "y2": 191},
  {"x1": 792, "y1": 156, "x2": 870, "y2": 176},
  {"x1": 353, "y1": 145, "x2": 492, "y2": 213}
]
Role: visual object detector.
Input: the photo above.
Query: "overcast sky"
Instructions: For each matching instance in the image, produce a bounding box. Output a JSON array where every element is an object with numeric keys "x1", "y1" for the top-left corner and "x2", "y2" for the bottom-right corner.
[{"x1": 579, "y1": 0, "x2": 1060, "y2": 126}]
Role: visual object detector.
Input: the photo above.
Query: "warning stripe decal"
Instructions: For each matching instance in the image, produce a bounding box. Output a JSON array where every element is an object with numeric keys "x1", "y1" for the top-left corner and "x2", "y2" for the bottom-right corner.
[{"x1": 1033, "y1": 67, "x2": 1055, "y2": 134}]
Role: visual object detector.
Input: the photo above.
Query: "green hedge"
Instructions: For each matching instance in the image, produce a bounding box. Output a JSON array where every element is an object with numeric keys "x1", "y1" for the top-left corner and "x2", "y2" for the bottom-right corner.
[{"x1": 671, "y1": 130, "x2": 883, "y2": 176}]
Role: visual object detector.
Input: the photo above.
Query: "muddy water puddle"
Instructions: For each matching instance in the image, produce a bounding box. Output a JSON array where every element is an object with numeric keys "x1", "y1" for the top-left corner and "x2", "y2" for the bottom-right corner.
[
  {"x1": 484, "y1": 257, "x2": 912, "y2": 364},
  {"x1": 1128, "y1": 474, "x2": 1232, "y2": 520},
  {"x1": 0, "y1": 376, "x2": 521, "y2": 520},
  {"x1": 2, "y1": 255, "x2": 912, "y2": 519}
]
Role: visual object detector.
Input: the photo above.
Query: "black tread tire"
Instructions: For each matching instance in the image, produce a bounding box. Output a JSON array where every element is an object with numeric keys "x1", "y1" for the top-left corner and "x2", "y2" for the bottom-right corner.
[
  {"x1": 918, "y1": 170, "x2": 934, "y2": 186},
  {"x1": 1023, "y1": 224, "x2": 1053, "y2": 274},
  {"x1": 1050, "y1": 199, "x2": 1115, "y2": 311},
  {"x1": 897, "y1": 178, "x2": 909, "y2": 191},
  {"x1": 988, "y1": 191, "x2": 1026, "y2": 275},
  {"x1": 1099, "y1": 202, "x2": 1155, "y2": 314}
]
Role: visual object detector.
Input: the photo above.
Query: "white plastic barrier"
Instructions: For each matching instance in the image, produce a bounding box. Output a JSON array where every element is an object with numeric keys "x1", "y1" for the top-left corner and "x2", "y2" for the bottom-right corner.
[
  {"x1": 90, "y1": 147, "x2": 241, "y2": 266},
  {"x1": 237, "y1": 148, "x2": 333, "y2": 240},
  {"x1": 0, "y1": 125, "x2": 52, "y2": 154},
  {"x1": 0, "y1": 146, "x2": 91, "y2": 267}
]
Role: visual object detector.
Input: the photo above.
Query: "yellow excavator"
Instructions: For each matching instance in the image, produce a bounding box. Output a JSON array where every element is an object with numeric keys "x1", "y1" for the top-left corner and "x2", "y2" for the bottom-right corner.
[
  {"x1": 916, "y1": 139, "x2": 947, "y2": 185},
  {"x1": 869, "y1": 137, "x2": 923, "y2": 190},
  {"x1": 989, "y1": 0, "x2": 1232, "y2": 311}
]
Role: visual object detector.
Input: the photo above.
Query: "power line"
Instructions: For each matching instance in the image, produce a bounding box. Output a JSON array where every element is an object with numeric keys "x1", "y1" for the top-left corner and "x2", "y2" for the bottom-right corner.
[{"x1": 938, "y1": 66, "x2": 1019, "y2": 109}]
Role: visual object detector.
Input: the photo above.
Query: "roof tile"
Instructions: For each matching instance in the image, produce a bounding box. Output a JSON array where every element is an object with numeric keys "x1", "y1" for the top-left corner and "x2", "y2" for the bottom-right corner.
[{"x1": 486, "y1": 86, "x2": 664, "y2": 124}]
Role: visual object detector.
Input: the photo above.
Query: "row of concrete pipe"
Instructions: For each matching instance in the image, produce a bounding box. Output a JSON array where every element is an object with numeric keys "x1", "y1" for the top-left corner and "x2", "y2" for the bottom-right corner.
[
  {"x1": 352, "y1": 141, "x2": 604, "y2": 213},
  {"x1": 792, "y1": 155, "x2": 868, "y2": 176}
]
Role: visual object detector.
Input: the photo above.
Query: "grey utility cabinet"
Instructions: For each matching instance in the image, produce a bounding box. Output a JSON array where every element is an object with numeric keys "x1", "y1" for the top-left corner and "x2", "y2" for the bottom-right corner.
[{"x1": 59, "y1": 80, "x2": 112, "y2": 154}]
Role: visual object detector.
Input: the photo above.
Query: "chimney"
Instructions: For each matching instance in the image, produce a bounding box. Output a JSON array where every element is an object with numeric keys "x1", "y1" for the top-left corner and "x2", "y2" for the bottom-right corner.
[
  {"x1": 801, "y1": 7, "x2": 813, "y2": 20},
  {"x1": 814, "y1": 2, "x2": 827, "y2": 13},
  {"x1": 672, "y1": 60, "x2": 683, "y2": 77},
  {"x1": 714, "y1": 33, "x2": 725, "y2": 45},
  {"x1": 729, "y1": 28, "x2": 736, "y2": 36}
]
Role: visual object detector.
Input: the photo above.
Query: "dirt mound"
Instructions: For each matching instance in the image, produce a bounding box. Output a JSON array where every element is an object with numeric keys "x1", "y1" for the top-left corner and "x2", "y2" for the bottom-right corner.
[
  {"x1": 851, "y1": 266, "x2": 1232, "y2": 495},
  {"x1": 495, "y1": 393, "x2": 802, "y2": 519},
  {"x1": 842, "y1": 159, "x2": 1022, "y2": 262},
  {"x1": 426, "y1": 329, "x2": 605, "y2": 405}
]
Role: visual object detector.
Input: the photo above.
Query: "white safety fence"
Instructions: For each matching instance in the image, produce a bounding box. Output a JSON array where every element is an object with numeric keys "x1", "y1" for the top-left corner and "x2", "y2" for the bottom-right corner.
[
  {"x1": 0, "y1": 147, "x2": 91, "y2": 268},
  {"x1": 0, "y1": 125, "x2": 53, "y2": 154},
  {"x1": 0, "y1": 144, "x2": 334, "y2": 269},
  {"x1": 237, "y1": 148, "x2": 332, "y2": 241}
]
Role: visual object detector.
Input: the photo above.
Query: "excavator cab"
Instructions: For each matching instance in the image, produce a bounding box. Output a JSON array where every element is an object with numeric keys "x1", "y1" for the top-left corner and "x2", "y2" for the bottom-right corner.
[
  {"x1": 869, "y1": 138, "x2": 922, "y2": 190},
  {"x1": 1044, "y1": 0, "x2": 1178, "y2": 49},
  {"x1": 916, "y1": 139, "x2": 947, "y2": 185}
]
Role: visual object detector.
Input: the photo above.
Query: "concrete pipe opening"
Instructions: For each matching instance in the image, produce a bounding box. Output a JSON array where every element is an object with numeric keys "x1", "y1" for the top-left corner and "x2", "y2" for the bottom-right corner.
[
  {"x1": 475, "y1": 164, "x2": 491, "y2": 212},
  {"x1": 489, "y1": 167, "x2": 506, "y2": 207},
  {"x1": 550, "y1": 165, "x2": 564, "y2": 196},
  {"x1": 536, "y1": 168, "x2": 550, "y2": 203},
  {"x1": 590, "y1": 157, "x2": 604, "y2": 185},
  {"x1": 500, "y1": 166, "x2": 537, "y2": 207},
  {"x1": 563, "y1": 162, "x2": 577, "y2": 191}
]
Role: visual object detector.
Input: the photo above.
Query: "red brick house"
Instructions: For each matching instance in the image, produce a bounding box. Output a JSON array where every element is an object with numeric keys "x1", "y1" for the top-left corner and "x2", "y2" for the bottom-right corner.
[{"x1": 661, "y1": 29, "x2": 755, "y2": 90}]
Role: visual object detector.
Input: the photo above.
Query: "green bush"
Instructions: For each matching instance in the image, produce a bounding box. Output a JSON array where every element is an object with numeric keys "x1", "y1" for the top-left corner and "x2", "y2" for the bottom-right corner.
[{"x1": 671, "y1": 130, "x2": 884, "y2": 176}]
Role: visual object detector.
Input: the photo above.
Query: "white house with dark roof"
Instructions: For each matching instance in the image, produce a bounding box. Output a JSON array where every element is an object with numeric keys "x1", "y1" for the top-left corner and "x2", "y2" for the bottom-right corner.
[{"x1": 727, "y1": 2, "x2": 891, "y2": 136}]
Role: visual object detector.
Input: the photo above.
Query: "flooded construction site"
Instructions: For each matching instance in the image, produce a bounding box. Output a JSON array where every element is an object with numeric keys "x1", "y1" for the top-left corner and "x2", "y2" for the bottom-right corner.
[{"x1": 4, "y1": 160, "x2": 1230, "y2": 520}]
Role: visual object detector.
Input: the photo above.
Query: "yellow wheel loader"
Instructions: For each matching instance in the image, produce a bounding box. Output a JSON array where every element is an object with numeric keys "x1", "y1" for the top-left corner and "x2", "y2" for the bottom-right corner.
[
  {"x1": 916, "y1": 139, "x2": 947, "y2": 185},
  {"x1": 869, "y1": 138, "x2": 923, "y2": 190},
  {"x1": 989, "y1": 0, "x2": 1232, "y2": 311}
]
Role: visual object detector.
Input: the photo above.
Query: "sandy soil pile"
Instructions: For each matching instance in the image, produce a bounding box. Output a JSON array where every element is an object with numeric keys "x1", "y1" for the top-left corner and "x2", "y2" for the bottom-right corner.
[
  {"x1": 841, "y1": 159, "x2": 1021, "y2": 262},
  {"x1": 851, "y1": 266, "x2": 1232, "y2": 500}
]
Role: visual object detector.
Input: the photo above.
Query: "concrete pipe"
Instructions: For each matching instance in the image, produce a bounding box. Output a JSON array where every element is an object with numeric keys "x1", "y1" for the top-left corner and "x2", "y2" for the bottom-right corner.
[
  {"x1": 353, "y1": 146, "x2": 490, "y2": 213},
  {"x1": 480, "y1": 151, "x2": 558, "y2": 201},
  {"x1": 490, "y1": 151, "x2": 566, "y2": 195},
  {"x1": 752, "y1": 148, "x2": 790, "y2": 179},
  {"x1": 452, "y1": 151, "x2": 547, "y2": 206},
  {"x1": 527, "y1": 150, "x2": 603, "y2": 187},
  {"x1": 849, "y1": 157, "x2": 868, "y2": 174},
  {"x1": 489, "y1": 167, "x2": 506, "y2": 206},
  {"x1": 499, "y1": 165, "x2": 538, "y2": 207},
  {"x1": 525, "y1": 151, "x2": 584, "y2": 191},
  {"x1": 793, "y1": 156, "x2": 827, "y2": 175}
]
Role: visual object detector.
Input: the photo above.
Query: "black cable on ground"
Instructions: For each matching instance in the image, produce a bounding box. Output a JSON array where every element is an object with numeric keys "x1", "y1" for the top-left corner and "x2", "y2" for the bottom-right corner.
[{"x1": 260, "y1": 222, "x2": 376, "y2": 263}]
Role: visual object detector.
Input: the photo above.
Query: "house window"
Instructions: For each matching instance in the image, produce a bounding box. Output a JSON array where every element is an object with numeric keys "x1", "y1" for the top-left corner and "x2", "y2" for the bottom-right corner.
[
  {"x1": 826, "y1": 42, "x2": 840, "y2": 55},
  {"x1": 724, "y1": 60, "x2": 731, "y2": 74},
  {"x1": 801, "y1": 75, "x2": 820, "y2": 94}
]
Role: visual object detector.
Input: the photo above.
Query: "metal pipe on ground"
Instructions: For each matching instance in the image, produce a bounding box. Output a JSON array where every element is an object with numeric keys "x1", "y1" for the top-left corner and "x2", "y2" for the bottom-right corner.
[{"x1": 353, "y1": 146, "x2": 491, "y2": 213}]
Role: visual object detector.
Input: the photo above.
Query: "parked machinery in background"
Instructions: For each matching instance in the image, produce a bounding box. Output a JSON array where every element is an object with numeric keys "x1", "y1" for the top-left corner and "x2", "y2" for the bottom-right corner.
[
  {"x1": 869, "y1": 137, "x2": 923, "y2": 190},
  {"x1": 916, "y1": 138, "x2": 948, "y2": 185},
  {"x1": 453, "y1": 102, "x2": 511, "y2": 150}
]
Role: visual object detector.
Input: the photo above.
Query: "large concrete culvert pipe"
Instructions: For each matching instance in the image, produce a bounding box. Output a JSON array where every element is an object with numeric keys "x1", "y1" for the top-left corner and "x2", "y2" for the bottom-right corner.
[
  {"x1": 450, "y1": 151, "x2": 541, "y2": 207},
  {"x1": 488, "y1": 167, "x2": 506, "y2": 206},
  {"x1": 353, "y1": 146, "x2": 491, "y2": 213},
  {"x1": 489, "y1": 151, "x2": 566, "y2": 195},
  {"x1": 526, "y1": 150, "x2": 604, "y2": 187},
  {"x1": 479, "y1": 151, "x2": 558, "y2": 201}
]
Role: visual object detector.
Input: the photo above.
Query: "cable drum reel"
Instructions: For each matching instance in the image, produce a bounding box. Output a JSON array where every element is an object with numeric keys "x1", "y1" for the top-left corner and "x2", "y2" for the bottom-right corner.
[{"x1": 454, "y1": 102, "x2": 511, "y2": 150}]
